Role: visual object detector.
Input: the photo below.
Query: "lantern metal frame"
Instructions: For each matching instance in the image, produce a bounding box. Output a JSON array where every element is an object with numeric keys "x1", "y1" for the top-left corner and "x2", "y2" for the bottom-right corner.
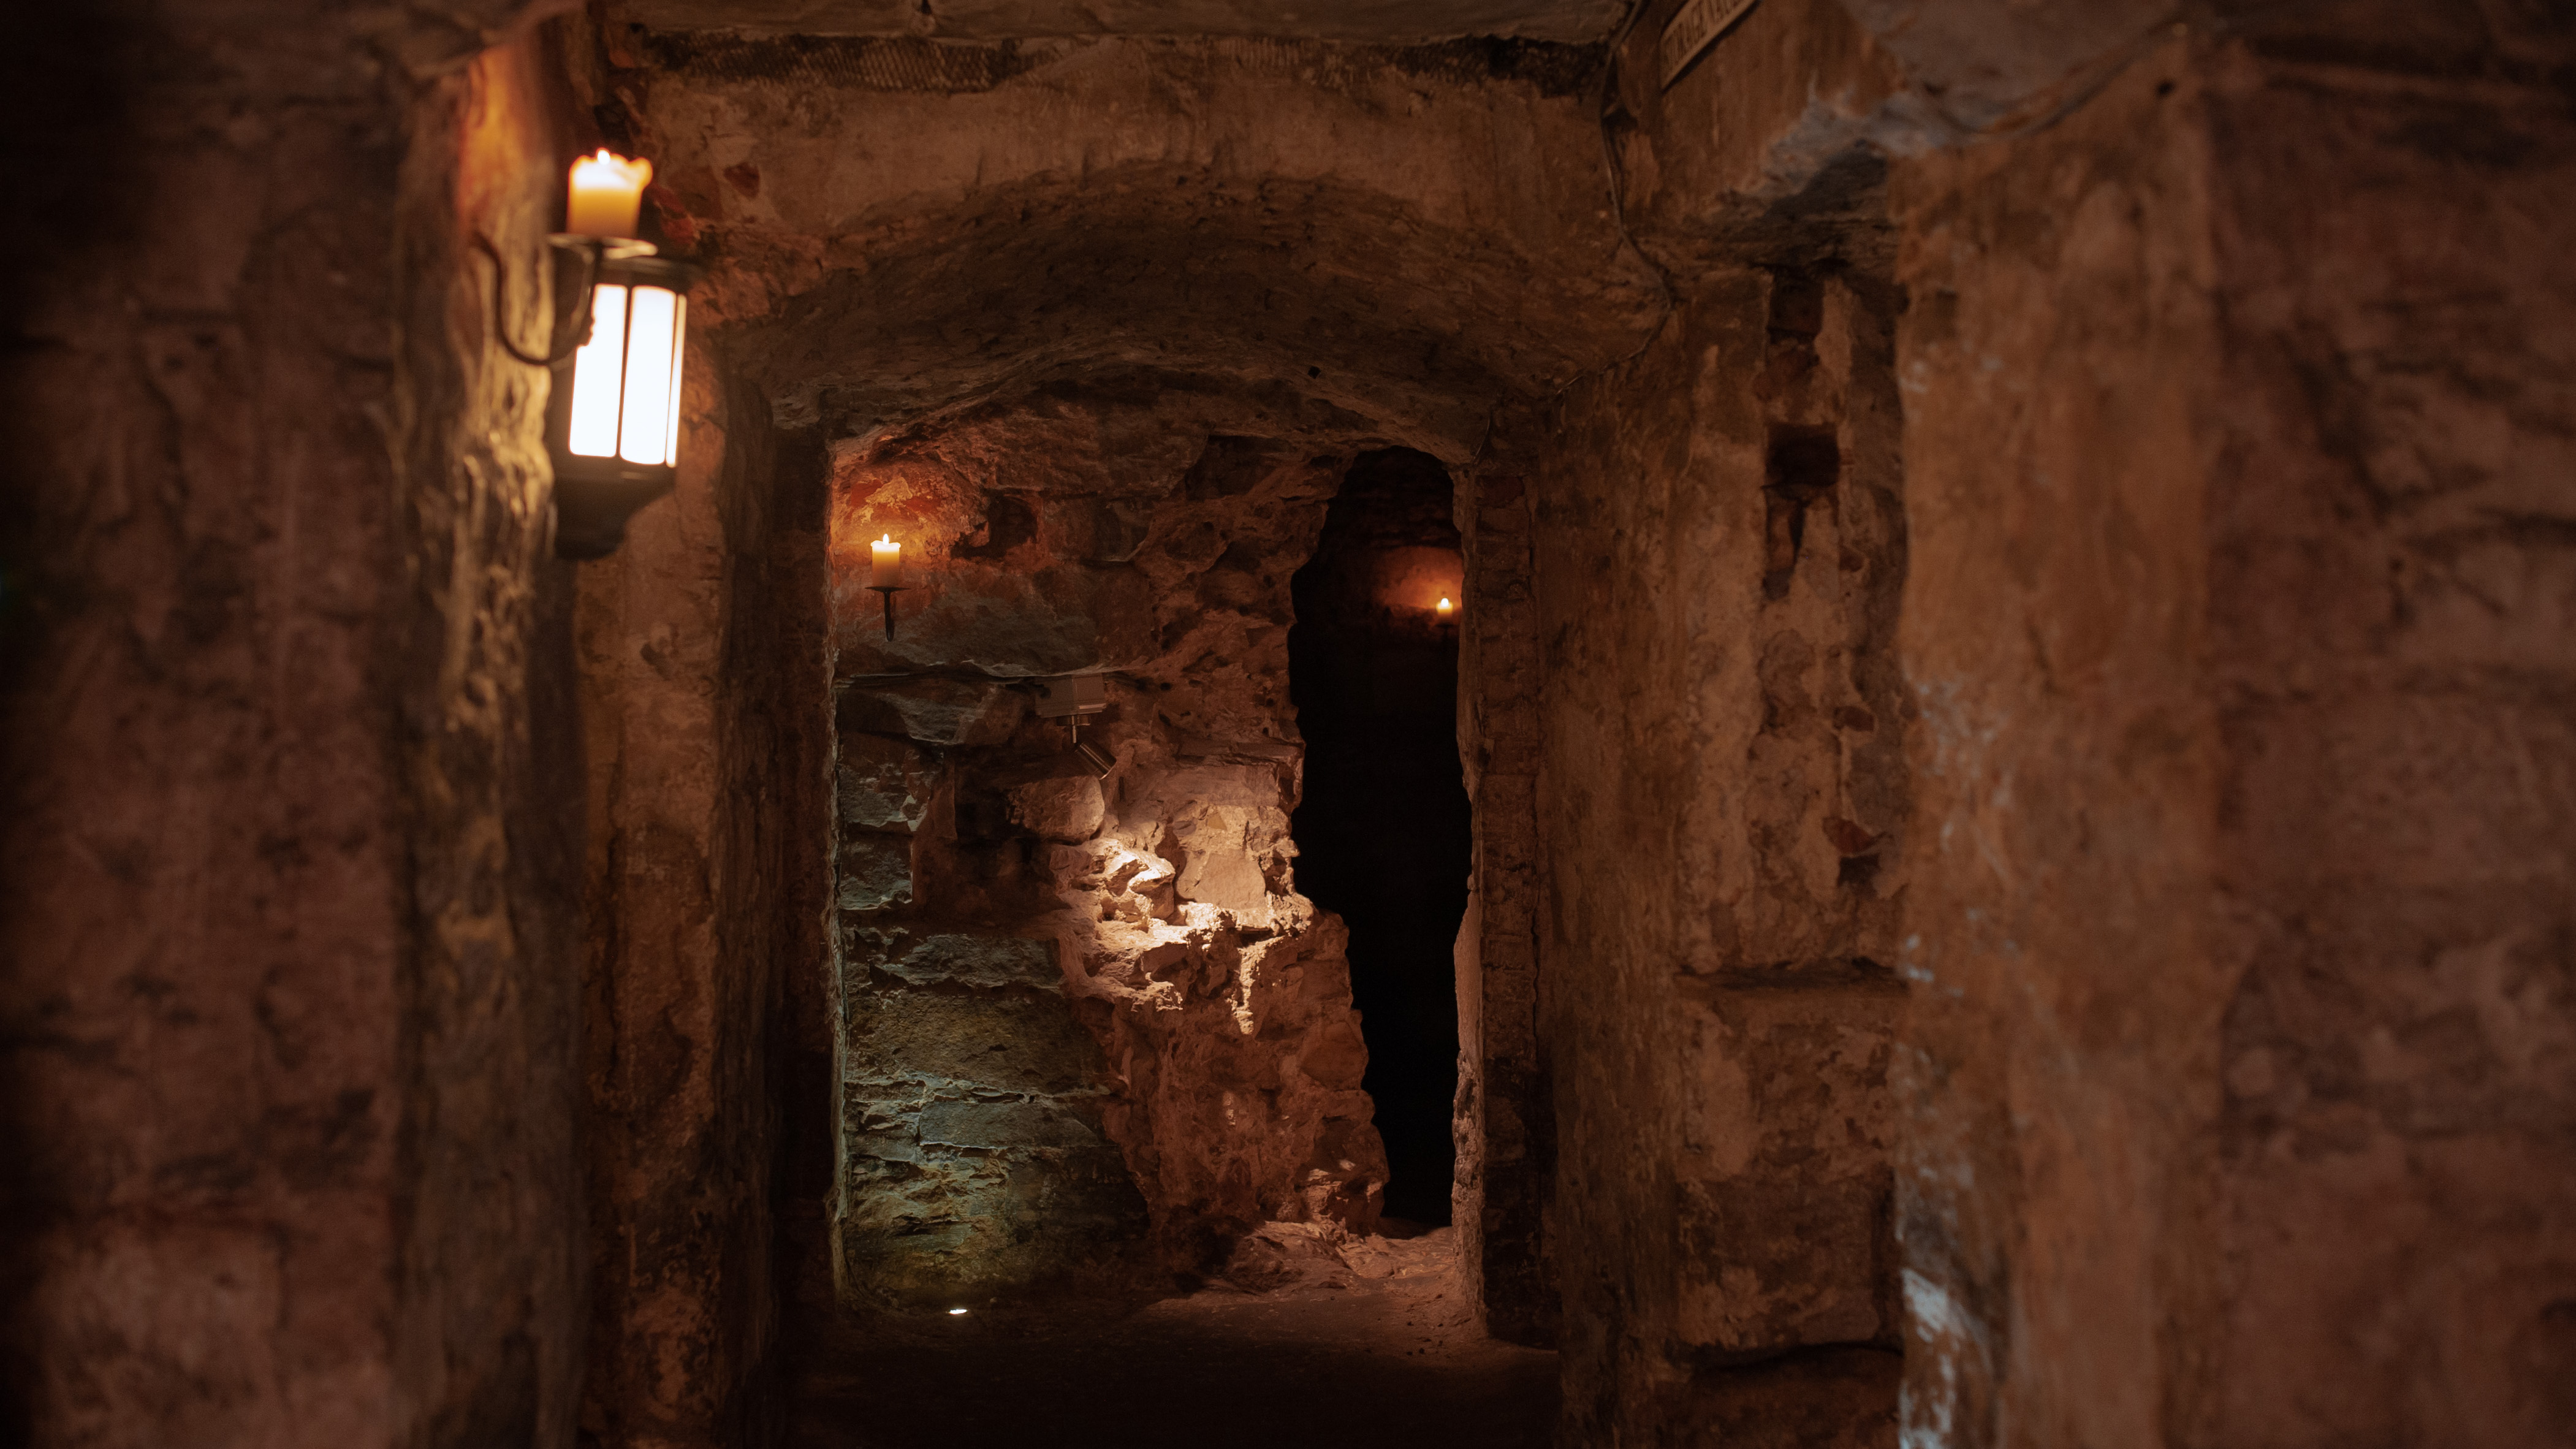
[{"x1": 475, "y1": 232, "x2": 702, "y2": 561}]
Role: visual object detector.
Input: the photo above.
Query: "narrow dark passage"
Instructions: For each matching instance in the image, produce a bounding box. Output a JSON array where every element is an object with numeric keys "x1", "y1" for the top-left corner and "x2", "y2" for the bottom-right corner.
[{"x1": 1289, "y1": 447, "x2": 1474, "y2": 1226}]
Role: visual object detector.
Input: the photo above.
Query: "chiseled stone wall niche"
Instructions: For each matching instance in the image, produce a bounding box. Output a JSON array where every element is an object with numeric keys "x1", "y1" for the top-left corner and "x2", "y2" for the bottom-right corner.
[{"x1": 827, "y1": 382, "x2": 1393, "y2": 1304}]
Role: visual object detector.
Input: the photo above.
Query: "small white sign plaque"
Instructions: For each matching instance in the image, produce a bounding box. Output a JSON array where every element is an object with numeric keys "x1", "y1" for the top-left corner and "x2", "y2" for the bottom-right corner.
[{"x1": 1657, "y1": 0, "x2": 1760, "y2": 88}]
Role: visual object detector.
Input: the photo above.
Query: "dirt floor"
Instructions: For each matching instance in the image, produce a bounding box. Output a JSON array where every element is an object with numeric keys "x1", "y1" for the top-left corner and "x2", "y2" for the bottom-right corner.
[{"x1": 784, "y1": 1222, "x2": 1560, "y2": 1449}]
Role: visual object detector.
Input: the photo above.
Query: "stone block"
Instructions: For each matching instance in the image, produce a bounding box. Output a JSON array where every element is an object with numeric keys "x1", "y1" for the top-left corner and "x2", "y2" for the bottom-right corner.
[
  {"x1": 1299, "y1": 1018, "x2": 1370, "y2": 1090},
  {"x1": 1169, "y1": 805, "x2": 1272, "y2": 917},
  {"x1": 839, "y1": 678, "x2": 1025, "y2": 746},
  {"x1": 1681, "y1": 1347, "x2": 1901, "y2": 1448},
  {"x1": 837, "y1": 835, "x2": 913, "y2": 911},
  {"x1": 845, "y1": 1130, "x2": 922, "y2": 1165},
  {"x1": 1668, "y1": 983, "x2": 1898, "y2": 1353},
  {"x1": 1006, "y1": 775, "x2": 1105, "y2": 842},
  {"x1": 1681, "y1": 985, "x2": 1896, "y2": 1180},
  {"x1": 834, "y1": 1098, "x2": 1149, "y2": 1307},
  {"x1": 870, "y1": 933, "x2": 1063, "y2": 992},
  {"x1": 838, "y1": 734, "x2": 935, "y2": 831},
  {"x1": 843, "y1": 992, "x2": 1108, "y2": 1096},
  {"x1": 1675, "y1": 1174, "x2": 1891, "y2": 1352},
  {"x1": 918, "y1": 1098, "x2": 1106, "y2": 1150}
]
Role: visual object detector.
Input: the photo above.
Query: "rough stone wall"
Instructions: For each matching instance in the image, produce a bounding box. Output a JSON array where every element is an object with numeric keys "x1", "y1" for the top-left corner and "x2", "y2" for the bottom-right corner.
[
  {"x1": 1522, "y1": 2, "x2": 2576, "y2": 1443},
  {"x1": 393, "y1": 33, "x2": 595, "y2": 1449},
  {"x1": 1887, "y1": 44, "x2": 2223, "y2": 1448},
  {"x1": 614, "y1": 30, "x2": 1660, "y2": 454},
  {"x1": 577, "y1": 348, "x2": 833, "y2": 1445},
  {"x1": 1446, "y1": 3, "x2": 1921, "y2": 1437},
  {"x1": 826, "y1": 390, "x2": 1397, "y2": 1303},
  {"x1": 2197, "y1": 20, "x2": 2576, "y2": 1440},
  {"x1": 1518, "y1": 254, "x2": 1910, "y2": 1443},
  {"x1": 612, "y1": 0, "x2": 1628, "y2": 44},
  {"x1": 1887, "y1": 8, "x2": 2576, "y2": 1446},
  {"x1": 1451, "y1": 464, "x2": 1556, "y2": 1346},
  {"x1": 0, "y1": 10, "x2": 589, "y2": 1447}
]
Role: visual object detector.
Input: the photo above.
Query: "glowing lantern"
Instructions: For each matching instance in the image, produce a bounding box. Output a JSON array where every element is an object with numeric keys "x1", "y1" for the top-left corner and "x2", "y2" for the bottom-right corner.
[
  {"x1": 545, "y1": 250, "x2": 697, "y2": 558},
  {"x1": 471, "y1": 149, "x2": 702, "y2": 558}
]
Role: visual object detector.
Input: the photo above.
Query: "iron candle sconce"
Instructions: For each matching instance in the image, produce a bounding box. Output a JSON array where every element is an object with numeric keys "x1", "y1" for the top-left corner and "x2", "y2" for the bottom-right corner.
[
  {"x1": 865, "y1": 533, "x2": 911, "y2": 638},
  {"x1": 866, "y1": 582, "x2": 910, "y2": 639}
]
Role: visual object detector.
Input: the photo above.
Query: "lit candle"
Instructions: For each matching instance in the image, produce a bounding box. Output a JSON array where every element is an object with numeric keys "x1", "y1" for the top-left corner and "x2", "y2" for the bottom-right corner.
[
  {"x1": 870, "y1": 534, "x2": 902, "y2": 588},
  {"x1": 566, "y1": 151, "x2": 653, "y2": 239},
  {"x1": 1435, "y1": 596, "x2": 1455, "y2": 618}
]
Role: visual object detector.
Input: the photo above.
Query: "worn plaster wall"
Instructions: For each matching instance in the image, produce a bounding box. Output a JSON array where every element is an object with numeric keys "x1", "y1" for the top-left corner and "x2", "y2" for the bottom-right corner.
[
  {"x1": 1516, "y1": 257, "x2": 1910, "y2": 1443},
  {"x1": 2198, "y1": 20, "x2": 2576, "y2": 1439},
  {"x1": 1888, "y1": 45, "x2": 2221, "y2": 1449},
  {"x1": 1461, "y1": 4, "x2": 1918, "y2": 1439},
  {"x1": 1451, "y1": 462, "x2": 1558, "y2": 1347},
  {"x1": 0, "y1": 10, "x2": 590, "y2": 1447},
  {"x1": 1891, "y1": 13, "x2": 2576, "y2": 1445}
]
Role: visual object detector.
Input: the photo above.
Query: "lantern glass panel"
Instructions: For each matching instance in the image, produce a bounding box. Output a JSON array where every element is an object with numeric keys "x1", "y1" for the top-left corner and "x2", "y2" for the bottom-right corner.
[
  {"x1": 567, "y1": 283, "x2": 629, "y2": 458},
  {"x1": 662, "y1": 294, "x2": 688, "y2": 465},
  {"x1": 619, "y1": 284, "x2": 680, "y2": 466}
]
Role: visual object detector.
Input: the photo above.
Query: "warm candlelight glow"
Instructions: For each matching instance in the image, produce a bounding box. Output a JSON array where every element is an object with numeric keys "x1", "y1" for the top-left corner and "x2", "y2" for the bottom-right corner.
[
  {"x1": 565, "y1": 285, "x2": 628, "y2": 457},
  {"x1": 1435, "y1": 596, "x2": 1455, "y2": 617},
  {"x1": 566, "y1": 150, "x2": 652, "y2": 239},
  {"x1": 618, "y1": 284, "x2": 682, "y2": 466},
  {"x1": 870, "y1": 533, "x2": 902, "y2": 588}
]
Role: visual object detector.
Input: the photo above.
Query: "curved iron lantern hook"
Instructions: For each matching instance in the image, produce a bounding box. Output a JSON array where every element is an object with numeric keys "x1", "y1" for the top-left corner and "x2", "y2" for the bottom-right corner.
[{"x1": 469, "y1": 232, "x2": 609, "y2": 367}]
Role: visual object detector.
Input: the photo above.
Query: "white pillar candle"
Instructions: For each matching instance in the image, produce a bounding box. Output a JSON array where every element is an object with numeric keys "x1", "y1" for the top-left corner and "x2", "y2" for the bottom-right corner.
[
  {"x1": 566, "y1": 151, "x2": 652, "y2": 239},
  {"x1": 1435, "y1": 596, "x2": 1456, "y2": 618},
  {"x1": 870, "y1": 534, "x2": 902, "y2": 588}
]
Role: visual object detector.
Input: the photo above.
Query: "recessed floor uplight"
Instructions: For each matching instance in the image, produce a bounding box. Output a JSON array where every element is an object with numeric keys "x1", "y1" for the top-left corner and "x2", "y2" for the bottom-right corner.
[{"x1": 948, "y1": 1307, "x2": 968, "y2": 1316}]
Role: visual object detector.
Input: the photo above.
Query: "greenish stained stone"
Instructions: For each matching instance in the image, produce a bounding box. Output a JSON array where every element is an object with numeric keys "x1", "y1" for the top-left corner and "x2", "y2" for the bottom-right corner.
[
  {"x1": 843, "y1": 992, "x2": 1107, "y2": 1095},
  {"x1": 918, "y1": 1098, "x2": 1105, "y2": 1150},
  {"x1": 837, "y1": 835, "x2": 912, "y2": 910},
  {"x1": 838, "y1": 734, "x2": 935, "y2": 831},
  {"x1": 882, "y1": 934, "x2": 1061, "y2": 991}
]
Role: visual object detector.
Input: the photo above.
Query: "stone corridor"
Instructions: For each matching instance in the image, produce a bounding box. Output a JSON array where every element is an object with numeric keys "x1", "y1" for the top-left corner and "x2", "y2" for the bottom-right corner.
[{"x1": 4, "y1": 2, "x2": 2572, "y2": 1447}]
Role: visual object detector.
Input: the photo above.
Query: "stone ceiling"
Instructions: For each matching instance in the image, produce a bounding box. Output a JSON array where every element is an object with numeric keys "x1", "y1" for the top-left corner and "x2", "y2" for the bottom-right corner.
[{"x1": 610, "y1": 0, "x2": 1627, "y2": 42}]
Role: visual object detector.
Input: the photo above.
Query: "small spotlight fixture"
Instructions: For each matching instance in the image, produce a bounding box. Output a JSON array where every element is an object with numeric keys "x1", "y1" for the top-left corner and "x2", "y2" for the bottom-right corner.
[
  {"x1": 947, "y1": 1307, "x2": 969, "y2": 1317},
  {"x1": 1036, "y1": 675, "x2": 1114, "y2": 777},
  {"x1": 474, "y1": 150, "x2": 701, "y2": 560},
  {"x1": 866, "y1": 533, "x2": 911, "y2": 638}
]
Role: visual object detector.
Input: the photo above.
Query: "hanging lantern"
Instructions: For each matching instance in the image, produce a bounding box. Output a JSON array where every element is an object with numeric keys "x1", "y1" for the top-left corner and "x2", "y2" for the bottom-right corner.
[
  {"x1": 545, "y1": 251, "x2": 699, "y2": 559},
  {"x1": 471, "y1": 150, "x2": 701, "y2": 560}
]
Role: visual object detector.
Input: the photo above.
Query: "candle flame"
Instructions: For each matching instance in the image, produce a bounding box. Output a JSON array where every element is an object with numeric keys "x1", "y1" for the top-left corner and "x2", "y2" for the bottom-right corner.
[
  {"x1": 876, "y1": 533, "x2": 894, "y2": 547},
  {"x1": 566, "y1": 151, "x2": 655, "y2": 239},
  {"x1": 1436, "y1": 596, "x2": 1454, "y2": 612},
  {"x1": 571, "y1": 150, "x2": 653, "y2": 187}
]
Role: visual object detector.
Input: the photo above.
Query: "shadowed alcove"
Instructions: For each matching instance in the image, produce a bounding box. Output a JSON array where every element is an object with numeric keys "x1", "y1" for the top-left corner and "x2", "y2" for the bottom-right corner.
[{"x1": 1288, "y1": 447, "x2": 1474, "y2": 1226}]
